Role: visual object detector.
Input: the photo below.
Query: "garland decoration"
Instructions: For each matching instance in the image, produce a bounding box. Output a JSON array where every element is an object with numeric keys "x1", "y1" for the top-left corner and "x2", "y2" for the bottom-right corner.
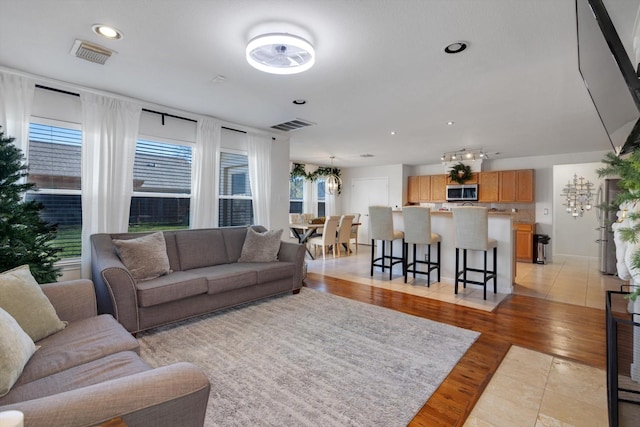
[
  {"x1": 289, "y1": 163, "x2": 342, "y2": 194},
  {"x1": 448, "y1": 162, "x2": 472, "y2": 184}
]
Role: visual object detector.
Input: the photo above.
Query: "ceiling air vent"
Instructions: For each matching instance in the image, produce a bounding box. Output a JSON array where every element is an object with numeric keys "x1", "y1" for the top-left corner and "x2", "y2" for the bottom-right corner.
[
  {"x1": 270, "y1": 118, "x2": 315, "y2": 132},
  {"x1": 69, "y1": 40, "x2": 114, "y2": 65}
]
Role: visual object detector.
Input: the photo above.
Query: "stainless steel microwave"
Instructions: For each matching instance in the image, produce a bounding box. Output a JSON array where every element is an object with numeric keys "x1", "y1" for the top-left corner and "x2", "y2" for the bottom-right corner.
[{"x1": 446, "y1": 184, "x2": 478, "y2": 201}]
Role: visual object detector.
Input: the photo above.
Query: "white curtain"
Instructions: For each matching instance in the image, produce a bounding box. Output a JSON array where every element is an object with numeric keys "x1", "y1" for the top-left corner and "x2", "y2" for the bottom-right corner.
[
  {"x1": 190, "y1": 118, "x2": 221, "y2": 228},
  {"x1": 247, "y1": 134, "x2": 272, "y2": 228},
  {"x1": 80, "y1": 93, "x2": 142, "y2": 277},
  {"x1": 325, "y1": 191, "x2": 337, "y2": 216},
  {"x1": 0, "y1": 72, "x2": 35, "y2": 155},
  {"x1": 303, "y1": 179, "x2": 315, "y2": 215}
]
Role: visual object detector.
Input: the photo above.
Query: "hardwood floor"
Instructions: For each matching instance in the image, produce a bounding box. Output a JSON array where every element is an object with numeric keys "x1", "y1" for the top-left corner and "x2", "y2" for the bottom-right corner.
[{"x1": 303, "y1": 272, "x2": 607, "y2": 426}]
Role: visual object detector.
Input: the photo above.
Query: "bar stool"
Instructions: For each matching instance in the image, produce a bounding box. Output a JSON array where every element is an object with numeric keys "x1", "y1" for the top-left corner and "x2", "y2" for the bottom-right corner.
[
  {"x1": 452, "y1": 206, "x2": 497, "y2": 300},
  {"x1": 369, "y1": 206, "x2": 405, "y2": 280},
  {"x1": 402, "y1": 206, "x2": 441, "y2": 285}
]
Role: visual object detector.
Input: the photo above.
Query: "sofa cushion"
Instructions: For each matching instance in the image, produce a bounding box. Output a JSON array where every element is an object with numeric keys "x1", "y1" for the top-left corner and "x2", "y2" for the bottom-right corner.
[
  {"x1": 188, "y1": 264, "x2": 258, "y2": 294},
  {"x1": 251, "y1": 262, "x2": 296, "y2": 284},
  {"x1": 221, "y1": 227, "x2": 252, "y2": 262},
  {"x1": 112, "y1": 232, "x2": 172, "y2": 281},
  {"x1": 0, "y1": 351, "x2": 150, "y2": 405},
  {"x1": 176, "y1": 229, "x2": 229, "y2": 270},
  {"x1": 238, "y1": 228, "x2": 283, "y2": 263},
  {"x1": 15, "y1": 314, "x2": 139, "y2": 386},
  {"x1": 0, "y1": 265, "x2": 67, "y2": 341},
  {"x1": 0, "y1": 307, "x2": 37, "y2": 397},
  {"x1": 136, "y1": 272, "x2": 208, "y2": 308}
]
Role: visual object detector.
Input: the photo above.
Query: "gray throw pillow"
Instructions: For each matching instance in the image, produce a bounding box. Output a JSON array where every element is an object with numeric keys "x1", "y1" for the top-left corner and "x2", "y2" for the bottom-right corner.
[
  {"x1": 0, "y1": 307, "x2": 37, "y2": 397},
  {"x1": 238, "y1": 227, "x2": 283, "y2": 263},
  {"x1": 0, "y1": 265, "x2": 67, "y2": 342},
  {"x1": 112, "y1": 232, "x2": 172, "y2": 281}
]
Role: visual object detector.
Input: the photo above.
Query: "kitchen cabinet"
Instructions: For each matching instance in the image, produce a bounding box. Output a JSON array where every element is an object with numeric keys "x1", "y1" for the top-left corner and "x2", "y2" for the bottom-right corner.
[
  {"x1": 419, "y1": 175, "x2": 431, "y2": 201},
  {"x1": 408, "y1": 176, "x2": 420, "y2": 203},
  {"x1": 478, "y1": 171, "x2": 499, "y2": 202},
  {"x1": 515, "y1": 223, "x2": 535, "y2": 262},
  {"x1": 499, "y1": 169, "x2": 534, "y2": 202},
  {"x1": 430, "y1": 174, "x2": 447, "y2": 202}
]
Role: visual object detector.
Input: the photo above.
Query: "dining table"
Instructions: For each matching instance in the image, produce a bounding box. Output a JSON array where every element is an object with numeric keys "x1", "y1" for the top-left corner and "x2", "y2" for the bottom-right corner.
[{"x1": 289, "y1": 222, "x2": 324, "y2": 259}]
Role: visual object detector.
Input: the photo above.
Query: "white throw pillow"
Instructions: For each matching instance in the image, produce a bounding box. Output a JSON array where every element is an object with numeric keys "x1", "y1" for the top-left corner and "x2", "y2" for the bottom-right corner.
[
  {"x1": 238, "y1": 228, "x2": 283, "y2": 263},
  {"x1": 0, "y1": 265, "x2": 67, "y2": 342},
  {"x1": 0, "y1": 307, "x2": 37, "y2": 397}
]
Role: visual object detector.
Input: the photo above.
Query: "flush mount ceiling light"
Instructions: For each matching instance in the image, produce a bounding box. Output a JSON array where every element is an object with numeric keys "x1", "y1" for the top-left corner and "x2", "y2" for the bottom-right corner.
[
  {"x1": 246, "y1": 33, "x2": 315, "y2": 75},
  {"x1": 92, "y1": 24, "x2": 123, "y2": 40},
  {"x1": 444, "y1": 41, "x2": 467, "y2": 54}
]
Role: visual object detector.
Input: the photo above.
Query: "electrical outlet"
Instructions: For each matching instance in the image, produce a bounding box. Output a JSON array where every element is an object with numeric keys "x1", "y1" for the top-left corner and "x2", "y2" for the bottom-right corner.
[{"x1": 544, "y1": 208, "x2": 549, "y2": 215}]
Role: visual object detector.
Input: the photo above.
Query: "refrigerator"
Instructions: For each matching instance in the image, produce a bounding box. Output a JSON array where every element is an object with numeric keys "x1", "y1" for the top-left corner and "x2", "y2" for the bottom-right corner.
[{"x1": 597, "y1": 178, "x2": 620, "y2": 274}]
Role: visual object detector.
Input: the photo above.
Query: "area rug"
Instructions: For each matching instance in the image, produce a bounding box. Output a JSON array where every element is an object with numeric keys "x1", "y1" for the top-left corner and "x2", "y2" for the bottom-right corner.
[{"x1": 137, "y1": 288, "x2": 479, "y2": 426}]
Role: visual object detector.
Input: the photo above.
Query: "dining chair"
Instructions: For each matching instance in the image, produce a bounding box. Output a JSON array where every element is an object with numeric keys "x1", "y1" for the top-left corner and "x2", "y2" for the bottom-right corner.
[
  {"x1": 307, "y1": 216, "x2": 340, "y2": 260},
  {"x1": 452, "y1": 206, "x2": 497, "y2": 300},
  {"x1": 336, "y1": 215, "x2": 355, "y2": 256},
  {"x1": 346, "y1": 213, "x2": 361, "y2": 253}
]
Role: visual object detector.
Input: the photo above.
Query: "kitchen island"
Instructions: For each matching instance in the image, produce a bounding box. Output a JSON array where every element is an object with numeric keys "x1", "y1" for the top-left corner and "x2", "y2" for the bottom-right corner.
[{"x1": 386, "y1": 209, "x2": 514, "y2": 294}]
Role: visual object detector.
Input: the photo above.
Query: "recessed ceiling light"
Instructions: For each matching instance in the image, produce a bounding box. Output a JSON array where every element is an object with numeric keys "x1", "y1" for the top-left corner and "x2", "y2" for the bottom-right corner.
[
  {"x1": 92, "y1": 24, "x2": 123, "y2": 40},
  {"x1": 447, "y1": 121, "x2": 455, "y2": 126},
  {"x1": 292, "y1": 99, "x2": 307, "y2": 105},
  {"x1": 444, "y1": 41, "x2": 467, "y2": 54},
  {"x1": 246, "y1": 33, "x2": 315, "y2": 75},
  {"x1": 390, "y1": 131, "x2": 396, "y2": 135}
]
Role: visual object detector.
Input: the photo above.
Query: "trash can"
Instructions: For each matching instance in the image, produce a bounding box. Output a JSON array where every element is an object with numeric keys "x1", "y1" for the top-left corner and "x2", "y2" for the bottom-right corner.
[{"x1": 533, "y1": 234, "x2": 550, "y2": 264}]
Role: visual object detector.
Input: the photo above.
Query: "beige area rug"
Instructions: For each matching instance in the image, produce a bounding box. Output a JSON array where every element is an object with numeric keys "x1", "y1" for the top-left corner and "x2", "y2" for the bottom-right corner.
[{"x1": 138, "y1": 288, "x2": 479, "y2": 426}]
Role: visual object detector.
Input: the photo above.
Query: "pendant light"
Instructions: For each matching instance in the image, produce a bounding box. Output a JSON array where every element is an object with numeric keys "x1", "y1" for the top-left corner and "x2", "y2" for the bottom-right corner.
[{"x1": 325, "y1": 156, "x2": 342, "y2": 195}]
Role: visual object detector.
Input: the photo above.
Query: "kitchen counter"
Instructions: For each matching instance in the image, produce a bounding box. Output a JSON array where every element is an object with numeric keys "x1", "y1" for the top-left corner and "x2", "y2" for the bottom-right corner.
[{"x1": 383, "y1": 210, "x2": 514, "y2": 293}]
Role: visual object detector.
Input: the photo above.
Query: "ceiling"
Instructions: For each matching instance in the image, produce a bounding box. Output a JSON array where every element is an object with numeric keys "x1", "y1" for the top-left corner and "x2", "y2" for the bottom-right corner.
[{"x1": 0, "y1": 0, "x2": 636, "y2": 168}]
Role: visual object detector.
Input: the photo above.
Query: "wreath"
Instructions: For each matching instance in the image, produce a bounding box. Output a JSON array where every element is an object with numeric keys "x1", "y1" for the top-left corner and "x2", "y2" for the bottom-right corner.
[
  {"x1": 289, "y1": 163, "x2": 342, "y2": 194},
  {"x1": 448, "y1": 162, "x2": 472, "y2": 184}
]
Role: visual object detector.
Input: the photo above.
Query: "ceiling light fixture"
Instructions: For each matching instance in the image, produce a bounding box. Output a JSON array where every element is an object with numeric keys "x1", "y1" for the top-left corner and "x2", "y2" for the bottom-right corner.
[
  {"x1": 441, "y1": 148, "x2": 488, "y2": 164},
  {"x1": 92, "y1": 24, "x2": 123, "y2": 40},
  {"x1": 246, "y1": 33, "x2": 315, "y2": 75},
  {"x1": 325, "y1": 156, "x2": 342, "y2": 195},
  {"x1": 444, "y1": 41, "x2": 468, "y2": 54}
]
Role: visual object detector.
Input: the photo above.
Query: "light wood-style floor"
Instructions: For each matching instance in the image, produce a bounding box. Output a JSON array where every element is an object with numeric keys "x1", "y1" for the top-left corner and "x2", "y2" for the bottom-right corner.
[{"x1": 303, "y1": 245, "x2": 620, "y2": 426}]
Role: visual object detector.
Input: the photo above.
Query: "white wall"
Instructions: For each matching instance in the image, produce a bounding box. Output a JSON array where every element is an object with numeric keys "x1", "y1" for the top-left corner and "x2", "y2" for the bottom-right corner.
[{"x1": 337, "y1": 164, "x2": 405, "y2": 215}]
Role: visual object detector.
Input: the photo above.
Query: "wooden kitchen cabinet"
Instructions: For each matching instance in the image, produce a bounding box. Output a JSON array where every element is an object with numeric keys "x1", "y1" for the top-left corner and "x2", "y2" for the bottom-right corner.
[
  {"x1": 516, "y1": 169, "x2": 534, "y2": 202},
  {"x1": 478, "y1": 171, "x2": 499, "y2": 202},
  {"x1": 515, "y1": 223, "x2": 535, "y2": 262},
  {"x1": 499, "y1": 169, "x2": 534, "y2": 202},
  {"x1": 430, "y1": 174, "x2": 447, "y2": 202},
  {"x1": 419, "y1": 175, "x2": 431, "y2": 201},
  {"x1": 407, "y1": 176, "x2": 420, "y2": 203}
]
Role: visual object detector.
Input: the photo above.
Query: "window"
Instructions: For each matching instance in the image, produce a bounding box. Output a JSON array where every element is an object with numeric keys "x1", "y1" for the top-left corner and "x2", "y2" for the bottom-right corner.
[
  {"x1": 289, "y1": 175, "x2": 303, "y2": 213},
  {"x1": 130, "y1": 139, "x2": 192, "y2": 231},
  {"x1": 317, "y1": 177, "x2": 326, "y2": 217},
  {"x1": 26, "y1": 121, "x2": 83, "y2": 259},
  {"x1": 218, "y1": 151, "x2": 253, "y2": 226}
]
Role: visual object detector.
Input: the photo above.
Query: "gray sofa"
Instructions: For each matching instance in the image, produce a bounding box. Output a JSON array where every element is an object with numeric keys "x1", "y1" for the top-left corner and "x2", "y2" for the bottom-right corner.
[
  {"x1": 0, "y1": 279, "x2": 210, "y2": 427},
  {"x1": 91, "y1": 226, "x2": 306, "y2": 333}
]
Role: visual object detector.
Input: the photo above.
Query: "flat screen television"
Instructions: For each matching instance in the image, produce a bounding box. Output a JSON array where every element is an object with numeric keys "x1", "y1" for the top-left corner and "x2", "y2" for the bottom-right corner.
[{"x1": 576, "y1": 0, "x2": 640, "y2": 154}]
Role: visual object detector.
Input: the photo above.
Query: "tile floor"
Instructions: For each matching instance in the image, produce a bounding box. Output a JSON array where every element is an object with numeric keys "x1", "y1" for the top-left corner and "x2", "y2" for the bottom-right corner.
[{"x1": 304, "y1": 244, "x2": 624, "y2": 426}]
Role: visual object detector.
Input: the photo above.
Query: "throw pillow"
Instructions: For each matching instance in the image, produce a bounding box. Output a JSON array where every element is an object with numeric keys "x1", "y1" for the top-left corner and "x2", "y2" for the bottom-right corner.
[
  {"x1": 0, "y1": 307, "x2": 37, "y2": 397},
  {"x1": 112, "y1": 231, "x2": 172, "y2": 281},
  {"x1": 0, "y1": 265, "x2": 67, "y2": 342},
  {"x1": 238, "y1": 227, "x2": 283, "y2": 263}
]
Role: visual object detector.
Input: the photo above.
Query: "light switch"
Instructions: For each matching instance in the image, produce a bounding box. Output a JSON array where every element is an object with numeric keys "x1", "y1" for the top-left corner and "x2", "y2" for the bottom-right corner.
[{"x1": 544, "y1": 208, "x2": 549, "y2": 215}]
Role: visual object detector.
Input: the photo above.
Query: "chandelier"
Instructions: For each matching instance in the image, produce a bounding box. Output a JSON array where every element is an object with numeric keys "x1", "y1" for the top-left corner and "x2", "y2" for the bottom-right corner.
[
  {"x1": 561, "y1": 174, "x2": 594, "y2": 218},
  {"x1": 325, "y1": 156, "x2": 342, "y2": 195}
]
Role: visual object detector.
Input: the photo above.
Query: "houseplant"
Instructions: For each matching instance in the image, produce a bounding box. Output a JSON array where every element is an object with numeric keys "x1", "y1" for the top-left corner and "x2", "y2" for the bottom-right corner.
[
  {"x1": 0, "y1": 127, "x2": 60, "y2": 282},
  {"x1": 598, "y1": 150, "x2": 640, "y2": 300}
]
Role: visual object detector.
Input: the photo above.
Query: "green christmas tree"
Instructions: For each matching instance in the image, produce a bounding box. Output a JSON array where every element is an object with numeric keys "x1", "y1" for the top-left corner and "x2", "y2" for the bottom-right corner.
[{"x1": 0, "y1": 126, "x2": 60, "y2": 282}]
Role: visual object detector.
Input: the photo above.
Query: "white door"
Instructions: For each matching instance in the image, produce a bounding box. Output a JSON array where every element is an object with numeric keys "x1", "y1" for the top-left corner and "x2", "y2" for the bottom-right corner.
[{"x1": 351, "y1": 177, "x2": 389, "y2": 245}]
